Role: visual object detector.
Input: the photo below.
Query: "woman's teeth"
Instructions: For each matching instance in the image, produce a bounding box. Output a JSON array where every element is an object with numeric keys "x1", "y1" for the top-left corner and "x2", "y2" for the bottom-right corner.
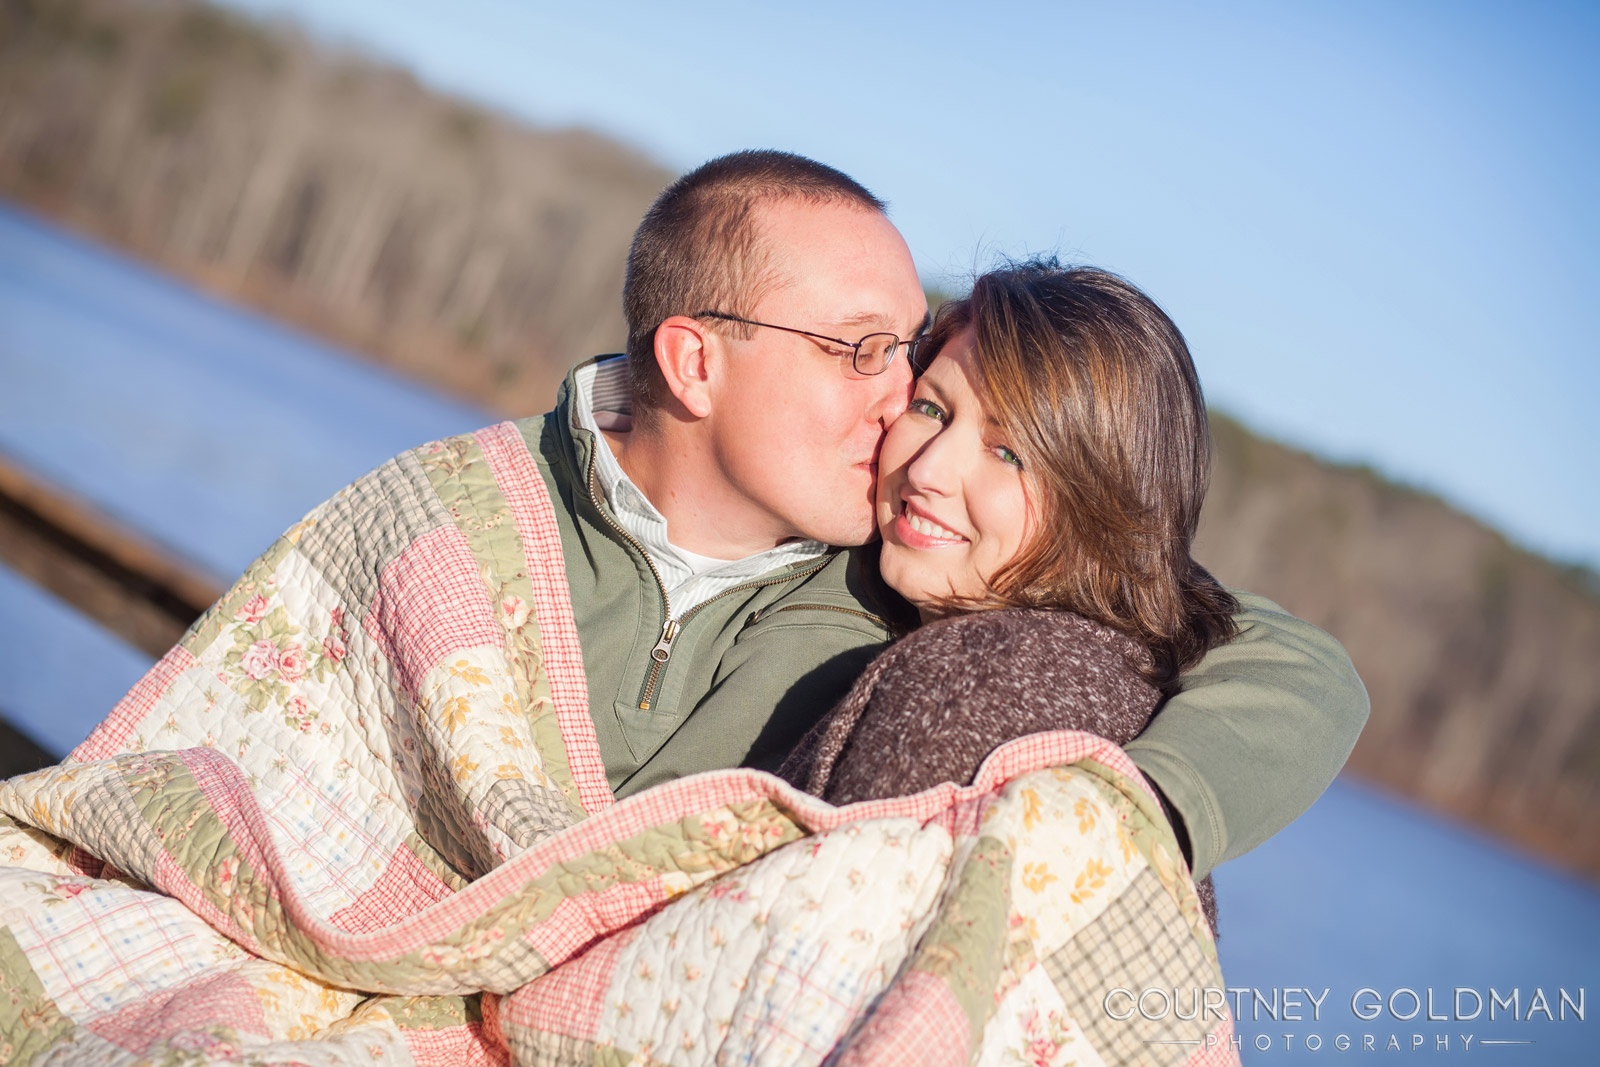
[{"x1": 907, "y1": 510, "x2": 962, "y2": 540}]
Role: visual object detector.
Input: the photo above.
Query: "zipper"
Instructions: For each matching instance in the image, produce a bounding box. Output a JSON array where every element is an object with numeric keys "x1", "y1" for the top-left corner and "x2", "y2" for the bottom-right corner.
[
  {"x1": 583, "y1": 443, "x2": 832, "y2": 712},
  {"x1": 634, "y1": 560, "x2": 830, "y2": 710},
  {"x1": 585, "y1": 453, "x2": 675, "y2": 707},
  {"x1": 650, "y1": 619, "x2": 680, "y2": 662},
  {"x1": 746, "y1": 603, "x2": 886, "y2": 627}
]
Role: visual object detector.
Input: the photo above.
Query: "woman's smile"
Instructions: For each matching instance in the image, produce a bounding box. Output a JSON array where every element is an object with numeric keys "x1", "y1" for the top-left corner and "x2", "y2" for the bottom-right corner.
[{"x1": 893, "y1": 499, "x2": 968, "y2": 545}]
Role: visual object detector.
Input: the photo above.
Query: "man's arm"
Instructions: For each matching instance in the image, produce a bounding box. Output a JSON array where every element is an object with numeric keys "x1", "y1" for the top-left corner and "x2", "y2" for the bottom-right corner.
[{"x1": 1123, "y1": 589, "x2": 1368, "y2": 879}]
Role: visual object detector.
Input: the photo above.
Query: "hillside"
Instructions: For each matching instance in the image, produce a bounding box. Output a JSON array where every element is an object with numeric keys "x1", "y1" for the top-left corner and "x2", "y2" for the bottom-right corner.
[
  {"x1": 3, "y1": 0, "x2": 1597, "y2": 878},
  {"x1": 1197, "y1": 418, "x2": 1599, "y2": 877},
  {"x1": 0, "y1": 0, "x2": 671, "y2": 412}
]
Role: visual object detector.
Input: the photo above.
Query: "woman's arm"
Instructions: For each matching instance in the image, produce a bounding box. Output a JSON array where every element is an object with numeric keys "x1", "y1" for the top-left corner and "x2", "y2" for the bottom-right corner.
[{"x1": 1123, "y1": 588, "x2": 1368, "y2": 879}]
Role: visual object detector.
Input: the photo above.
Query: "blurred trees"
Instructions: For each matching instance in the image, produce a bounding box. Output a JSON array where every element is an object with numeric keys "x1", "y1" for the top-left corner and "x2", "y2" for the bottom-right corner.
[{"x1": 0, "y1": 0, "x2": 671, "y2": 411}]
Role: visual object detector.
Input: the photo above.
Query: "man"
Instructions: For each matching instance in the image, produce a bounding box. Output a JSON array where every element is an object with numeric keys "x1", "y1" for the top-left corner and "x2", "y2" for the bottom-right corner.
[{"x1": 536, "y1": 150, "x2": 1365, "y2": 879}]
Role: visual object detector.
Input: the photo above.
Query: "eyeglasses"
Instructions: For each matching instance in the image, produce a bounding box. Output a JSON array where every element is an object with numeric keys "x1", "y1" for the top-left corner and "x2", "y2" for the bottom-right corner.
[{"x1": 694, "y1": 310, "x2": 930, "y2": 377}]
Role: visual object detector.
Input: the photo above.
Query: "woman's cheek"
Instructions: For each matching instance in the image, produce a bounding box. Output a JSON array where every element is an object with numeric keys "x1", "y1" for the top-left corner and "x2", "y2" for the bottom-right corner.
[{"x1": 976, "y1": 474, "x2": 1033, "y2": 579}]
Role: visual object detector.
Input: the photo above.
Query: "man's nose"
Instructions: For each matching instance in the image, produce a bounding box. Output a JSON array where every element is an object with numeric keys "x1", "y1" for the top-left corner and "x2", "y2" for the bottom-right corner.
[{"x1": 867, "y1": 361, "x2": 915, "y2": 425}]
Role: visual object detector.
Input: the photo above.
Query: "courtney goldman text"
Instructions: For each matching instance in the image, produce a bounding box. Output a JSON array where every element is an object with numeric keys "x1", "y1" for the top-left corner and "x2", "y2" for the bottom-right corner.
[{"x1": 1105, "y1": 986, "x2": 1585, "y2": 1054}]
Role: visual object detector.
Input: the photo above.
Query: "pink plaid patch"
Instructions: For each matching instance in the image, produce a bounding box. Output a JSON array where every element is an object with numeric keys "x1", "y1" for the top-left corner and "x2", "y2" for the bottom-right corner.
[
  {"x1": 84, "y1": 968, "x2": 270, "y2": 1053},
  {"x1": 475, "y1": 421, "x2": 612, "y2": 815},
  {"x1": 400, "y1": 1021, "x2": 510, "y2": 1067},
  {"x1": 502, "y1": 926, "x2": 638, "y2": 1040},
  {"x1": 834, "y1": 970, "x2": 969, "y2": 1067},
  {"x1": 1184, "y1": 1018, "x2": 1243, "y2": 1066},
  {"x1": 364, "y1": 524, "x2": 503, "y2": 697},
  {"x1": 523, "y1": 878, "x2": 669, "y2": 968},
  {"x1": 329, "y1": 843, "x2": 457, "y2": 933},
  {"x1": 73, "y1": 645, "x2": 196, "y2": 762}
]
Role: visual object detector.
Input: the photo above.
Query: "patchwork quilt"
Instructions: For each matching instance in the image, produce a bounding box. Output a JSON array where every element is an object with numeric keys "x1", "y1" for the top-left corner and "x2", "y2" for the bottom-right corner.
[{"x1": 0, "y1": 423, "x2": 1238, "y2": 1066}]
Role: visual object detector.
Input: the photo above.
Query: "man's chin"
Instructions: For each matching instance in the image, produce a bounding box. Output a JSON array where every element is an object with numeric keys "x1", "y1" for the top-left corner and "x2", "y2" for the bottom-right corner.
[
  {"x1": 804, "y1": 515, "x2": 878, "y2": 549},
  {"x1": 790, "y1": 476, "x2": 877, "y2": 547}
]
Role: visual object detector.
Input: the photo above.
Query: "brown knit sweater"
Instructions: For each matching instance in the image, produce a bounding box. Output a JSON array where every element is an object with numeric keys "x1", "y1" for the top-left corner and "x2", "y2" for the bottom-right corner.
[{"x1": 778, "y1": 607, "x2": 1218, "y2": 932}]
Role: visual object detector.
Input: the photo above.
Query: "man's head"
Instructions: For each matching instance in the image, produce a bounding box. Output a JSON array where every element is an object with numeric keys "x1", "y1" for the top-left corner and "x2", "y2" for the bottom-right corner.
[{"x1": 620, "y1": 151, "x2": 928, "y2": 548}]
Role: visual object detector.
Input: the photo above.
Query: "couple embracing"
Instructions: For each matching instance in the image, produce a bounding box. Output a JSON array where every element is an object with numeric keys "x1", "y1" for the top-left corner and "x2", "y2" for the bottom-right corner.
[{"x1": 572, "y1": 148, "x2": 1365, "y2": 900}]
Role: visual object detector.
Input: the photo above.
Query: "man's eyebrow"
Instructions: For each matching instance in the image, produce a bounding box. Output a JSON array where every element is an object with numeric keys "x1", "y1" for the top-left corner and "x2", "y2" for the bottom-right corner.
[
  {"x1": 828, "y1": 310, "x2": 934, "y2": 336},
  {"x1": 827, "y1": 310, "x2": 893, "y2": 330}
]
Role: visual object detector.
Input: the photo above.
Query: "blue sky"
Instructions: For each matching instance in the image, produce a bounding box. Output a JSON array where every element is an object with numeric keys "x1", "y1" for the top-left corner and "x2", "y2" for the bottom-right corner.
[{"x1": 220, "y1": 0, "x2": 1600, "y2": 568}]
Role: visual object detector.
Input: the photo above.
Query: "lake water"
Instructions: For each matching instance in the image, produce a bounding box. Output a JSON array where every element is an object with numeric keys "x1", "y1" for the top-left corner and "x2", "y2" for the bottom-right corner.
[{"x1": 1, "y1": 202, "x2": 1594, "y2": 1063}]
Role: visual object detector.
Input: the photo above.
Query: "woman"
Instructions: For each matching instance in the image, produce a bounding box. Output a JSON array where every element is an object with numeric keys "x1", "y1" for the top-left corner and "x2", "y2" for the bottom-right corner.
[{"x1": 780, "y1": 258, "x2": 1238, "y2": 927}]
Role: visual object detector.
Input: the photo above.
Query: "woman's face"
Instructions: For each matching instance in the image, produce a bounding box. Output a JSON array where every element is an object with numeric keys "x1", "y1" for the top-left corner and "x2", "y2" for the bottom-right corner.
[{"x1": 875, "y1": 327, "x2": 1035, "y2": 618}]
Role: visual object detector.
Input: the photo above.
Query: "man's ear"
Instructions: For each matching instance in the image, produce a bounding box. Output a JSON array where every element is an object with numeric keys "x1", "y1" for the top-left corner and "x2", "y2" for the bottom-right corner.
[{"x1": 653, "y1": 315, "x2": 715, "y2": 419}]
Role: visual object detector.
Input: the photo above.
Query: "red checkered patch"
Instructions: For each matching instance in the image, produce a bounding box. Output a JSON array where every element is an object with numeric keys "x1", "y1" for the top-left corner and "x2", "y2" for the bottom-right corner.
[
  {"x1": 1185, "y1": 1018, "x2": 1243, "y2": 1066},
  {"x1": 834, "y1": 970, "x2": 970, "y2": 1067},
  {"x1": 329, "y1": 843, "x2": 458, "y2": 934},
  {"x1": 523, "y1": 878, "x2": 669, "y2": 968},
  {"x1": 364, "y1": 524, "x2": 503, "y2": 698},
  {"x1": 502, "y1": 926, "x2": 639, "y2": 1040},
  {"x1": 399, "y1": 1021, "x2": 510, "y2": 1067},
  {"x1": 73, "y1": 645, "x2": 196, "y2": 762},
  {"x1": 83, "y1": 969, "x2": 270, "y2": 1054}
]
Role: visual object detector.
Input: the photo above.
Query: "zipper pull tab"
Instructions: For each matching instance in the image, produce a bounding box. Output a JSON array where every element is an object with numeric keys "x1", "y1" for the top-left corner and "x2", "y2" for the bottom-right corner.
[{"x1": 650, "y1": 618, "x2": 681, "y2": 663}]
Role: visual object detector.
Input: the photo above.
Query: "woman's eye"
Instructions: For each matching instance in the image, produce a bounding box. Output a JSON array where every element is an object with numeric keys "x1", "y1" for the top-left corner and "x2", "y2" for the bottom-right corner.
[
  {"x1": 993, "y1": 444, "x2": 1024, "y2": 469},
  {"x1": 908, "y1": 398, "x2": 946, "y2": 422}
]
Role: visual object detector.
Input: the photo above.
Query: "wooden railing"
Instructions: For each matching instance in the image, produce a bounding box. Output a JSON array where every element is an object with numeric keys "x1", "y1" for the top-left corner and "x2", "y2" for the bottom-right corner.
[{"x1": 0, "y1": 452, "x2": 223, "y2": 658}]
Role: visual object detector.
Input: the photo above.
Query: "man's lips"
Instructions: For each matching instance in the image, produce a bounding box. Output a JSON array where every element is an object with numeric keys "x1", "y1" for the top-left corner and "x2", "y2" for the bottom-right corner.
[{"x1": 862, "y1": 432, "x2": 887, "y2": 473}]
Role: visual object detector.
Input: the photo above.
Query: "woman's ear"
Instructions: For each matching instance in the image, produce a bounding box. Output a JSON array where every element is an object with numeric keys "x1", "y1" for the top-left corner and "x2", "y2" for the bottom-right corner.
[{"x1": 653, "y1": 315, "x2": 715, "y2": 419}]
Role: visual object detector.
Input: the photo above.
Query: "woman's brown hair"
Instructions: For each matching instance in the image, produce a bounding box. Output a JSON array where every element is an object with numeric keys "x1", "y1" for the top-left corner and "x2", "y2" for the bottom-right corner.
[{"x1": 924, "y1": 258, "x2": 1238, "y2": 689}]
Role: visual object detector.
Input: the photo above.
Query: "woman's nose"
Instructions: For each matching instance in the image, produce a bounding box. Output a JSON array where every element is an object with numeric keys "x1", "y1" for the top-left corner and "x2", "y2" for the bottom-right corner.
[{"x1": 905, "y1": 427, "x2": 961, "y2": 496}]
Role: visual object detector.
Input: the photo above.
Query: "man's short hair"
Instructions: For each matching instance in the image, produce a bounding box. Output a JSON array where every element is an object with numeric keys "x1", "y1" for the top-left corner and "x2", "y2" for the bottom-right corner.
[{"x1": 622, "y1": 150, "x2": 887, "y2": 412}]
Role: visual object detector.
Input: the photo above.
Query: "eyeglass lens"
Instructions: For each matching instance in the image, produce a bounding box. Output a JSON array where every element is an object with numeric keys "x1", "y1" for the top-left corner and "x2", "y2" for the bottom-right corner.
[{"x1": 855, "y1": 333, "x2": 899, "y2": 374}]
